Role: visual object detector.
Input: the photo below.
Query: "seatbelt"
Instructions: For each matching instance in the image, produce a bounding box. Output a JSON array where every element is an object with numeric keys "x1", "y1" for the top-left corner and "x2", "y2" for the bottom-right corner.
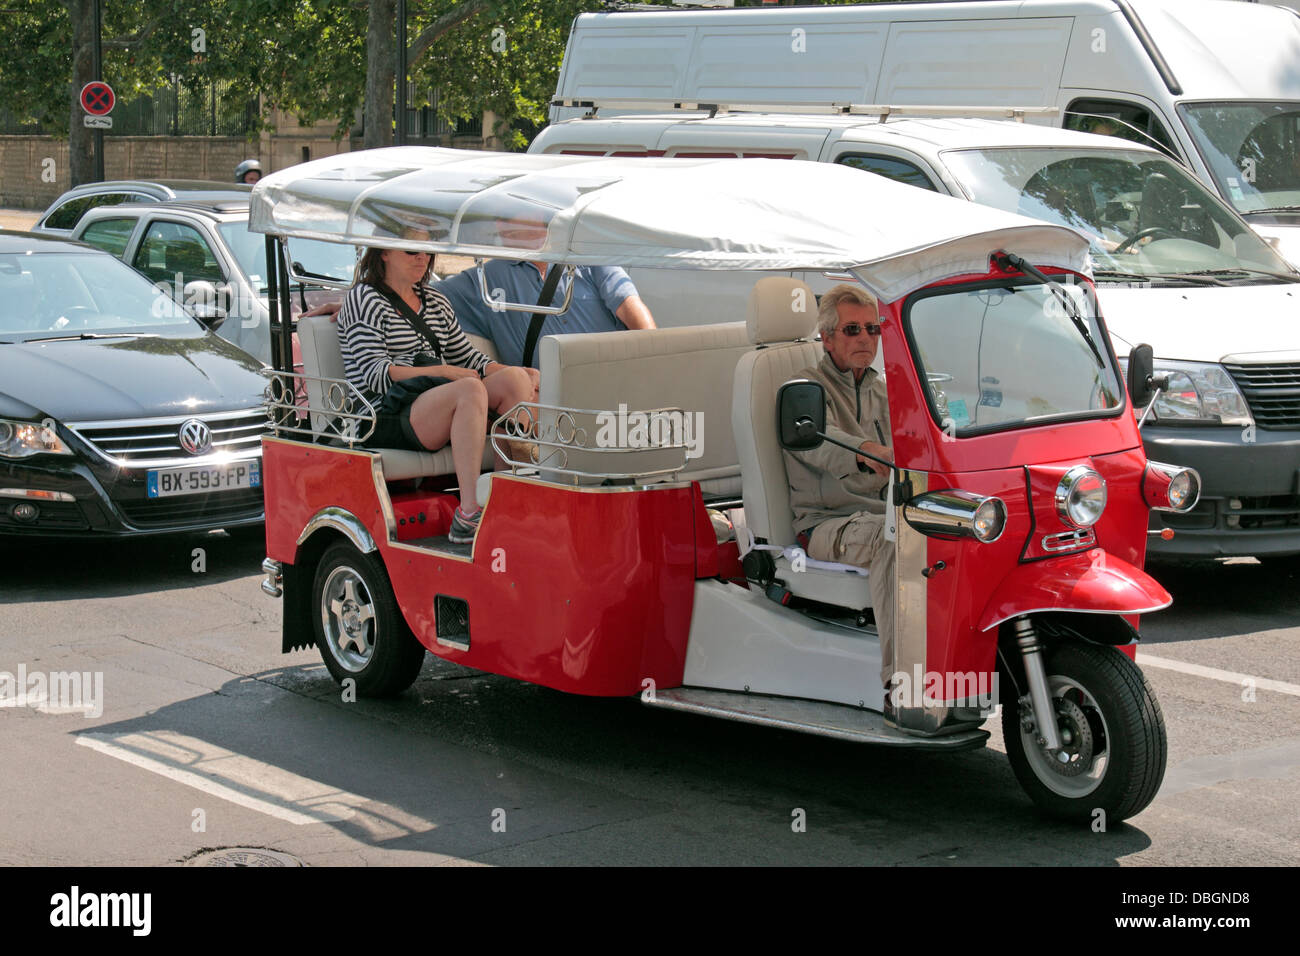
[{"x1": 520, "y1": 264, "x2": 563, "y2": 369}]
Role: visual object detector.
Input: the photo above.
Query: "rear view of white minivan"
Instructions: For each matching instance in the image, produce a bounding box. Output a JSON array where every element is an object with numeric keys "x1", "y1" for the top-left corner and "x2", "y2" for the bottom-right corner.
[{"x1": 552, "y1": 0, "x2": 1300, "y2": 266}]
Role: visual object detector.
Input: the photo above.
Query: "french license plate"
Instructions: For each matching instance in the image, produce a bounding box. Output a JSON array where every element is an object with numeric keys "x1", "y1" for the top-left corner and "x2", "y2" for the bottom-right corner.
[{"x1": 146, "y1": 461, "x2": 262, "y2": 498}]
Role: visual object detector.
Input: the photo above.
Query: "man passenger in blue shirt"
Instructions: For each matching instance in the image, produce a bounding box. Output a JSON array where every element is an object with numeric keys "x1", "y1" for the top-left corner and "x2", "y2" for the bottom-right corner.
[{"x1": 436, "y1": 219, "x2": 656, "y2": 369}]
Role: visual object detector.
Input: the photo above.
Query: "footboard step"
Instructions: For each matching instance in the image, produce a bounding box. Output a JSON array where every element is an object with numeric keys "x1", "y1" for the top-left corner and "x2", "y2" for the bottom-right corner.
[{"x1": 644, "y1": 687, "x2": 989, "y2": 750}]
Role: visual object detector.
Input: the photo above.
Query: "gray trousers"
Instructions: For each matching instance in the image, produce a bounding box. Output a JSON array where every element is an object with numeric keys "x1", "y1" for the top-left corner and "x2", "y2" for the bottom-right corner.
[{"x1": 808, "y1": 512, "x2": 896, "y2": 688}]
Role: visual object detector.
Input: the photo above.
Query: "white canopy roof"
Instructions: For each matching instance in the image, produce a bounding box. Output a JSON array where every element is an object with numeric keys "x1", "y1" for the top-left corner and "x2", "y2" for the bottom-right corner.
[{"x1": 249, "y1": 146, "x2": 1089, "y2": 302}]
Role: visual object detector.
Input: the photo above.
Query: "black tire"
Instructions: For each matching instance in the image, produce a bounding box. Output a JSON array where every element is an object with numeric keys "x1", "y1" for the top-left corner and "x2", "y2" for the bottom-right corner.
[
  {"x1": 310, "y1": 541, "x2": 425, "y2": 697},
  {"x1": 1003, "y1": 639, "x2": 1166, "y2": 824}
]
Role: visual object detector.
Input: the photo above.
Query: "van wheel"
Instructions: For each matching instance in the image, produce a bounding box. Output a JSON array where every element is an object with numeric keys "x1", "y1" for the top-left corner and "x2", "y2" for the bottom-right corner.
[
  {"x1": 1003, "y1": 639, "x2": 1166, "y2": 824},
  {"x1": 311, "y1": 541, "x2": 425, "y2": 697}
]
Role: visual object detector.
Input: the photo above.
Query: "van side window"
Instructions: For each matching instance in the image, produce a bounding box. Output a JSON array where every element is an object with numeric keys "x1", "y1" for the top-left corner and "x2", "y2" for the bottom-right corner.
[
  {"x1": 43, "y1": 192, "x2": 144, "y2": 232},
  {"x1": 835, "y1": 154, "x2": 939, "y2": 192},
  {"x1": 1064, "y1": 99, "x2": 1178, "y2": 159}
]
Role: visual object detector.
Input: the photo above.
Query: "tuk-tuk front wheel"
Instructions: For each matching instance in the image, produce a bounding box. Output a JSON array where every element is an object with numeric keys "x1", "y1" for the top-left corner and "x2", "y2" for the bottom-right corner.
[
  {"x1": 311, "y1": 541, "x2": 425, "y2": 697},
  {"x1": 1003, "y1": 639, "x2": 1166, "y2": 824}
]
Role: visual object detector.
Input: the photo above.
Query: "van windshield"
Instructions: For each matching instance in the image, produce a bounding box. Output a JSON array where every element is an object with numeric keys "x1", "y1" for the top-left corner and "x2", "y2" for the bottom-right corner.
[
  {"x1": 941, "y1": 147, "x2": 1293, "y2": 283},
  {"x1": 904, "y1": 277, "x2": 1123, "y2": 436},
  {"x1": 1179, "y1": 102, "x2": 1300, "y2": 219}
]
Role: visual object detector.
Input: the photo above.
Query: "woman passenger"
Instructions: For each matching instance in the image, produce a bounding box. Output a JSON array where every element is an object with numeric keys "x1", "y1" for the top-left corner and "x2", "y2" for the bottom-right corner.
[{"x1": 337, "y1": 244, "x2": 537, "y2": 543}]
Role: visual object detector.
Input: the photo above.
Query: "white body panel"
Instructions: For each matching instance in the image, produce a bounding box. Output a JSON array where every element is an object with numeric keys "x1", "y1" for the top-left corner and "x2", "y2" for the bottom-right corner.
[{"x1": 684, "y1": 579, "x2": 884, "y2": 711}]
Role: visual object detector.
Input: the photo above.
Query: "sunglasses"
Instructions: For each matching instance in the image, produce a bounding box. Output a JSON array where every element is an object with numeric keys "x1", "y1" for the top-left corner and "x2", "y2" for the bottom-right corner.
[
  {"x1": 402, "y1": 250, "x2": 433, "y2": 257},
  {"x1": 833, "y1": 322, "x2": 882, "y2": 337}
]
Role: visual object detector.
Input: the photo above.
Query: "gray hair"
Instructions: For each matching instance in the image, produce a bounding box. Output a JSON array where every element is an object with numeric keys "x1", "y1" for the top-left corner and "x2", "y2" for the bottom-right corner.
[{"x1": 817, "y1": 284, "x2": 879, "y2": 338}]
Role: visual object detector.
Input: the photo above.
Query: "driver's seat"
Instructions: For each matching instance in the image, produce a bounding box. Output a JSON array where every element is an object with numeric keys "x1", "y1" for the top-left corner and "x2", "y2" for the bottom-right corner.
[{"x1": 731, "y1": 277, "x2": 874, "y2": 610}]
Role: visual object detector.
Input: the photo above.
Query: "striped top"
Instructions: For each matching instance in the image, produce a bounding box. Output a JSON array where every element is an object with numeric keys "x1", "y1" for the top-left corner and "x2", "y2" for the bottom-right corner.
[{"x1": 338, "y1": 281, "x2": 491, "y2": 400}]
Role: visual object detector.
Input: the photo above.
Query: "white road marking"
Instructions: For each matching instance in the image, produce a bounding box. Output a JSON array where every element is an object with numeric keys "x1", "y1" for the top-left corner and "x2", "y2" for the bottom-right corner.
[
  {"x1": 77, "y1": 730, "x2": 430, "y2": 834},
  {"x1": 1137, "y1": 652, "x2": 1300, "y2": 698}
]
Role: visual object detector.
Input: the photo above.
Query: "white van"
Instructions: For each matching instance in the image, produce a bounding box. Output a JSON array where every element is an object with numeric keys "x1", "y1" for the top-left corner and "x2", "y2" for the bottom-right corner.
[
  {"x1": 551, "y1": 0, "x2": 1300, "y2": 265},
  {"x1": 528, "y1": 112, "x2": 1300, "y2": 562}
]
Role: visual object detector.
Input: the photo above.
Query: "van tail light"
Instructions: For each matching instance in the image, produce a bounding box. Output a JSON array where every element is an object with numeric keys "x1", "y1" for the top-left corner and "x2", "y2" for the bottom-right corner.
[
  {"x1": 1142, "y1": 462, "x2": 1201, "y2": 512},
  {"x1": 904, "y1": 489, "x2": 1006, "y2": 543}
]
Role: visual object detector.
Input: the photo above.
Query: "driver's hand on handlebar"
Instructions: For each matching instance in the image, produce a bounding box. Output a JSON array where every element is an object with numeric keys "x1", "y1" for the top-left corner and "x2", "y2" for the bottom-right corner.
[{"x1": 856, "y1": 440, "x2": 892, "y2": 477}]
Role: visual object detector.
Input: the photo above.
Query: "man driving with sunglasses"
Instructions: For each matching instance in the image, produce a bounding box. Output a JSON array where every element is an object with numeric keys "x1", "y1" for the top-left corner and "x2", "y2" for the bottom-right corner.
[{"x1": 783, "y1": 283, "x2": 899, "y2": 723}]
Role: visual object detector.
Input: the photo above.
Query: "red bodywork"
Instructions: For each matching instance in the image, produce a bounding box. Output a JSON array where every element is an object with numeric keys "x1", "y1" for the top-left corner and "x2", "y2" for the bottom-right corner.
[
  {"x1": 263, "y1": 439, "x2": 715, "y2": 695},
  {"x1": 877, "y1": 268, "x2": 1167, "y2": 677}
]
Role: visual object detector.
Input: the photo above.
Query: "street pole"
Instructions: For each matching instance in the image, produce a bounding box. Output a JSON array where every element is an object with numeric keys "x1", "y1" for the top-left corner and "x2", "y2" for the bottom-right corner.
[
  {"x1": 92, "y1": 0, "x2": 104, "y2": 181},
  {"x1": 396, "y1": 0, "x2": 407, "y2": 146}
]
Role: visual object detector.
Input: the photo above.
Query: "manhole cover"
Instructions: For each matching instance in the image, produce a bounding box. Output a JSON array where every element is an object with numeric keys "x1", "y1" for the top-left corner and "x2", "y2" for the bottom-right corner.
[{"x1": 185, "y1": 847, "x2": 303, "y2": 867}]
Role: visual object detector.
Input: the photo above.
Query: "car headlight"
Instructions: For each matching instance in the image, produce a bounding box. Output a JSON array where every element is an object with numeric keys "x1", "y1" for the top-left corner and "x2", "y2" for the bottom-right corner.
[
  {"x1": 1121, "y1": 359, "x2": 1252, "y2": 425},
  {"x1": 0, "y1": 418, "x2": 72, "y2": 459},
  {"x1": 1055, "y1": 465, "x2": 1107, "y2": 528}
]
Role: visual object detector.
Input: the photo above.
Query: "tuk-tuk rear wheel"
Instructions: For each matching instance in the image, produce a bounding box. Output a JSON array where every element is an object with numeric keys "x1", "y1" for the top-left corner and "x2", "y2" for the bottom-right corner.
[
  {"x1": 311, "y1": 541, "x2": 425, "y2": 697},
  {"x1": 1003, "y1": 638, "x2": 1166, "y2": 824}
]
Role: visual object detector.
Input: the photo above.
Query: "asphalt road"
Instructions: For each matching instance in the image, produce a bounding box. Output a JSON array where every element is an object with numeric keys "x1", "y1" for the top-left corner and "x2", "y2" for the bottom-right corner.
[{"x1": 1, "y1": 530, "x2": 1297, "y2": 867}]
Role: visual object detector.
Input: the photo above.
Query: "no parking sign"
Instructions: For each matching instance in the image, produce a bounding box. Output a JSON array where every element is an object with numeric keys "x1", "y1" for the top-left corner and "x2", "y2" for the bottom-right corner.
[{"x1": 80, "y1": 81, "x2": 115, "y2": 128}]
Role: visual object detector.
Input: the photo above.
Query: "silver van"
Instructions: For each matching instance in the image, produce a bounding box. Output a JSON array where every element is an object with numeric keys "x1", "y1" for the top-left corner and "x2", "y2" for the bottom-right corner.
[{"x1": 552, "y1": 0, "x2": 1300, "y2": 265}]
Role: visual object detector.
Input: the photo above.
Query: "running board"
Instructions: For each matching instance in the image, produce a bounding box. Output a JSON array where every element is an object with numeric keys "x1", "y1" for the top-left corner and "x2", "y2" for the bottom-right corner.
[{"x1": 645, "y1": 688, "x2": 989, "y2": 750}]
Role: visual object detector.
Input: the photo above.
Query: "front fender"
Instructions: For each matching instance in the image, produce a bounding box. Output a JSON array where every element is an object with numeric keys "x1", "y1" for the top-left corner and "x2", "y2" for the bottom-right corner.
[{"x1": 978, "y1": 548, "x2": 1171, "y2": 632}]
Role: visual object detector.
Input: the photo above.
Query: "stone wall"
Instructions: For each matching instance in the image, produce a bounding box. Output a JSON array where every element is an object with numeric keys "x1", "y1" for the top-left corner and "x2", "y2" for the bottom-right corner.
[{"x1": 0, "y1": 129, "x2": 356, "y2": 210}]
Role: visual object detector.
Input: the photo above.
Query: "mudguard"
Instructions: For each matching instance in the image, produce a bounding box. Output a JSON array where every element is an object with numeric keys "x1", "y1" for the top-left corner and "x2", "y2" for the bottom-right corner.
[{"x1": 978, "y1": 548, "x2": 1171, "y2": 633}]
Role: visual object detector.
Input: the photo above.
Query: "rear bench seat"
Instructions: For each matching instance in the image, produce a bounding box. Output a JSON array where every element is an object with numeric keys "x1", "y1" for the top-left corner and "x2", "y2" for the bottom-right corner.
[
  {"x1": 297, "y1": 313, "x2": 497, "y2": 481},
  {"x1": 538, "y1": 322, "x2": 751, "y2": 496}
]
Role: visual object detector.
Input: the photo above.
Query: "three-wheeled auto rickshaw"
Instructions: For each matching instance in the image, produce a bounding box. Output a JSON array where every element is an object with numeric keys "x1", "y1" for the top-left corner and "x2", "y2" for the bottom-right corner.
[{"x1": 252, "y1": 148, "x2": 1199, "y2": 822}]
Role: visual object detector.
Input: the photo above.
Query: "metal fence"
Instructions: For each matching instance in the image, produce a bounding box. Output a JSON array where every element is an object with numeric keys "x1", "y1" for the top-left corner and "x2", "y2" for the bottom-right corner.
[{"x1": 0, "y1": 80, "x2": 257, "y2": 136}]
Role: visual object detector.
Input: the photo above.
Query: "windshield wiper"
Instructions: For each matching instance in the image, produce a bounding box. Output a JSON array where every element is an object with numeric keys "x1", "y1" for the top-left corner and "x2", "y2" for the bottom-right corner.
[
  {"x1": 1093, "y1": 269, "x2": 1229, "y2": 287},
  {"x1": 22, "y1": 332, "x2": 149, "y2": 343},
  {"x1": 1183, "y1": 267, "x2": 1300, "y2": 284},
  {"x1": 995, "y1": 251, "x2": 1106, "y2": 369},
  {"x1": 1242, "y1": 206, "x2": 1300, "y2": 216}
]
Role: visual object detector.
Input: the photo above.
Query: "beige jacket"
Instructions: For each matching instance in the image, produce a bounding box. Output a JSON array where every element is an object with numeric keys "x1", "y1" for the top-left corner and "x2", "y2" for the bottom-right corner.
[{"x1": 784, "y1": 352, "x2": 892, "y2": 532}]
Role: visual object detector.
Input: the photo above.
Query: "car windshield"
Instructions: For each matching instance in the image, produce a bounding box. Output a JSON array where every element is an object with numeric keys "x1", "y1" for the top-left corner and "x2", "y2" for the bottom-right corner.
[
  {"x1": 218, "y1": 222, "x2": 358, "y2": 288},
  {"x1": 0, "y1": 251, "x2": 195, "y2": 342},
  {"x1": 1179, "y1": 101, "x2": 1300, "y2": 218},
  {"x1": 905, "y1": 277, "x2": 1123, "y2": 435},
  {"x1": 941, "y1": 147, "x2": 1293, "y2": 281}
]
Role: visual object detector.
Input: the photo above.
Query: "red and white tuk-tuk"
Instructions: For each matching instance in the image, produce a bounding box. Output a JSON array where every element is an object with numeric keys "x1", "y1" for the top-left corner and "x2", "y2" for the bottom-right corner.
[{"x1": 252, "y1": 148, "x2": 1199, "y2": 822}]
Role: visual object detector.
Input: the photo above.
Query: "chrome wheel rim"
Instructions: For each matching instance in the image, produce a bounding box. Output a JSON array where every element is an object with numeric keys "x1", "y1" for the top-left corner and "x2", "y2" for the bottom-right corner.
[
  {"x1": 320, "y1": 566, "x2": 376, "y2": 673},
  {"x1": 1020, "y1": 675, "x2": 1110, "y2": 798}
]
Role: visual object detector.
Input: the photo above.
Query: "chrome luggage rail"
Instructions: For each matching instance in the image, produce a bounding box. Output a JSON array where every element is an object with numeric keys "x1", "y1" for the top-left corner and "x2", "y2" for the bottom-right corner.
[
  {"x1": 491, "y1": 401, "x2": 692, "y2": 482},
  {"x1": 262, "y1": 370, "x2": 377, "y2": 446}
]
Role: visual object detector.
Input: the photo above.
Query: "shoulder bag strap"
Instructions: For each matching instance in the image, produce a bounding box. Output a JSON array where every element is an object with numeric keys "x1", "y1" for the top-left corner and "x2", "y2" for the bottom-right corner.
[{"x1": 374, "y1": 282, "x2": 443, "y2": 361}]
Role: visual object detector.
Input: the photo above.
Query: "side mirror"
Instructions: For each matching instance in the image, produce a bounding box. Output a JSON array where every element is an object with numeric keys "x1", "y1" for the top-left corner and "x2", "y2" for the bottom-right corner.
[
  {"x1": 183, "y1": 280, "x2": 227, "y2": 326},
  {"x1": 777, "y1": 380, "x2": 826, "y2": 451},
  {"x1": 1127, "y1": 344, "x2": 1154, "y2": 407}
]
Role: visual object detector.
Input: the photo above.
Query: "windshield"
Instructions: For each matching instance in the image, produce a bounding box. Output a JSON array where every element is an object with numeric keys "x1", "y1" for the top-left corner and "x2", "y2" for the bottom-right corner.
[
  {"x1": 905, "y1": 277, "x2": 1123, "y2": 435},
  {"x1": 942, "y1": 147, "x2": 1293, "y2": 281},
  {"x1": 0, "y1": 251, "x2": 195, "y2": 342},
  {"x1": 218, "y1": 222, "x2": 359, "y2": 288},
  {"x1": 1180, "y1": 102, "x2": 1300, "y2": 218}
]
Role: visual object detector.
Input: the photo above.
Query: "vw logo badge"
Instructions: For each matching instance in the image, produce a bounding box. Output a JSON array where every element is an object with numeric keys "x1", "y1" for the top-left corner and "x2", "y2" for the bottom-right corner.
[{"x1": 178, "y1": 419, "x2": 212, "y2": 456}]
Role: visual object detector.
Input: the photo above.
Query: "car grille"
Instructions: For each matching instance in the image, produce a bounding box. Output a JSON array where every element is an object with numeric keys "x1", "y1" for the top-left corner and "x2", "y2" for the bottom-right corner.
[
  {"x1": 68, "y1": 410, "x2": 268, "y2": 467},
  {"x1": 116, "y1": 488, "x2": 264, "y2": 528},
  {"x1": 1223, "y1": 362, "x2": 1300, "y2": 430}
]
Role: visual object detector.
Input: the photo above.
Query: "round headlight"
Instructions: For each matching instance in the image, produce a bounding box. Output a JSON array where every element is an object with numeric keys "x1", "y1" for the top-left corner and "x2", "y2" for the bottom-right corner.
[
  {"x1": 1168, "y1": 470, "x2": 1195, "y2": 510},
  {"x1": 1055, "y1": 465, "x2": 1107, "y2": 528},
  {"x1": 972, "y1": 497, "x2": 1007, "y2": 543}
]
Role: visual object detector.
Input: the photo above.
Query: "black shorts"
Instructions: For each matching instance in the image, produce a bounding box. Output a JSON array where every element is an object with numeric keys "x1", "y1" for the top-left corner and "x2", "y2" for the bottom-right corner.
[{"x1": 364, "y1": 375, "x2": 452, "y2": 451}]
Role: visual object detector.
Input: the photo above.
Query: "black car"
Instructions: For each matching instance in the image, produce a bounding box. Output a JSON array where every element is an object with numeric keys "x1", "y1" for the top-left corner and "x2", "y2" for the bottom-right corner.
[{"x1": 0, "y1": 231, "x2": 268, "y2": 536}]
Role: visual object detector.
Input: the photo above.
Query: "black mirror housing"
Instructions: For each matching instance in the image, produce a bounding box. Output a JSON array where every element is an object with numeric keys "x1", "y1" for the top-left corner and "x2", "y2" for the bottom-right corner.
[
  {"x1": 1127, "y1": 343, "x2": 1155, "y2": 407},
  {"x1": 777, "y1": 380, "x2": 826, "y2": 451}
]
